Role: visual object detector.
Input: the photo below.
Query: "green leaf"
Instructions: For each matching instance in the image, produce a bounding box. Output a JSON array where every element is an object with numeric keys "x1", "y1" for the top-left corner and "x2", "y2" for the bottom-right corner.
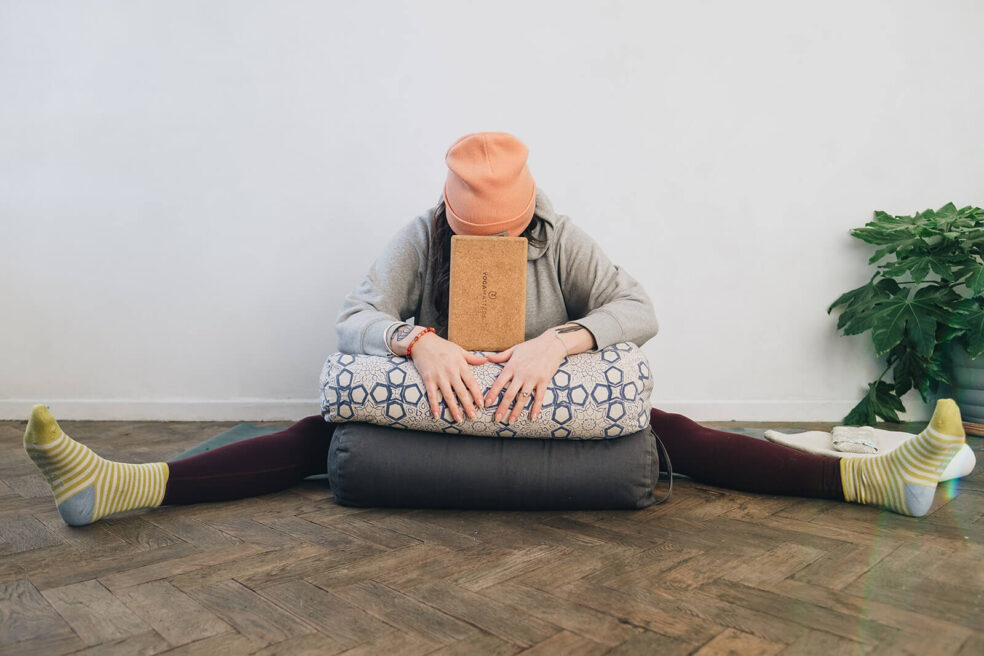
[
  {"x1": 868, "y1": 244, "x2": 897, "y2": 265},
  {"x1": 958, "y1": 228, "x2": 984, "y2": 253},
  {"x1": 875, "y1": 381, "x2": 905, "y2": 424},
  {"x1": 843, "y1": 380, "x2": 906, "y2": 425},
  {"x1": 936, "y1": 202, "x2": 958, "y2": 220},
  {"x1": 875, "y1": 277, "x2": 903, "y2": 295},
  {"x1": 956, "y1": 303, "x2": 984, "y2": 358},
  {"x1": 964, "y1": 262, "x2": 984, "y2": 295},
  {"x1": 937, "y1": 323, "x2": 963, "y2": 344},
  {"x1": 891, "y1": 347, "x2": 926, "y2": 398},
  {"x1": 880, "y1": 252, "x2": 955, "y2": 283},
  {"x1": 852, "y1": 227, "x2": 917, "y2": 248},
  {"x1": 925, "y1": 355, "x2": 952, "y2": 388},
  {"x1": 828, "y1": 282, "x2": 875, "y2": 315},
  {"x1": 844, "y1": 394, "x2": 876, "y2": 426},
  {"x1": 868, "y1": 288, "x2": 941, "y2": 358},
  {"x1": 829, "y1": 279, "x2": 899, "y2": 337}
]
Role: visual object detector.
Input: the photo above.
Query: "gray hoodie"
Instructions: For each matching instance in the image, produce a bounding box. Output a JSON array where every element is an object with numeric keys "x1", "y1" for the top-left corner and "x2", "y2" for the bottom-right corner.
[{"x1": 336, "y1": 188, "x2": 659, "y2": 356}]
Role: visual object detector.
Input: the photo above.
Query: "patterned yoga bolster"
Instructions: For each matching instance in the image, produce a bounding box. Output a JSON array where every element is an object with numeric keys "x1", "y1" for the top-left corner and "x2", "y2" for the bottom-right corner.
[{"x1": 319, "y1": 341, "x2": 653, "y2": 439}]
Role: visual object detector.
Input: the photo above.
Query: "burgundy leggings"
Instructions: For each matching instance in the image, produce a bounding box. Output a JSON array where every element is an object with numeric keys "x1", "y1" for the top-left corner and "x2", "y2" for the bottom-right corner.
[{"x1": 161, "y1": 408, "x2": 843, "y2": 505}]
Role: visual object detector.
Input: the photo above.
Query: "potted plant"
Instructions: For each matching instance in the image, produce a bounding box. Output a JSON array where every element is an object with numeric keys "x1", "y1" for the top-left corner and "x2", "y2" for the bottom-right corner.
[{"x1": 827, "y1": 202, "x2": 984, "y2": 431}]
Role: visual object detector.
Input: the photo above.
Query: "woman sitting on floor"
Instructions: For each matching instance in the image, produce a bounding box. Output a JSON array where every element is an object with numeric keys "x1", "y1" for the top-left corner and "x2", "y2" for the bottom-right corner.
[{"x1": 23, "y1": 132, "x2": 966, "y2": 525}]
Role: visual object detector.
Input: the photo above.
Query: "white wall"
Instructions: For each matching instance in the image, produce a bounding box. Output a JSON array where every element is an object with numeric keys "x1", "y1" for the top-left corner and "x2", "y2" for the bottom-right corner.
[{"x1": 2, "y1": 0, "x2": 982, "y2": 421}]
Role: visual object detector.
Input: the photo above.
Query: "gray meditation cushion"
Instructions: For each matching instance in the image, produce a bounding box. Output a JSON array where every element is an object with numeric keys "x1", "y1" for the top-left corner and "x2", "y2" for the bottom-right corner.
[{"x1": 327, "y1": 421, "x2": 670, "y2": 510}]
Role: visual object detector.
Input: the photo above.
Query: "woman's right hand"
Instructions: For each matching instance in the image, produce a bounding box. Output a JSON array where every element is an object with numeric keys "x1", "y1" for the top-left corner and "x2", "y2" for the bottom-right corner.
[{"x1": 409, "y1": 332, "x2": 488, "y2": 422}]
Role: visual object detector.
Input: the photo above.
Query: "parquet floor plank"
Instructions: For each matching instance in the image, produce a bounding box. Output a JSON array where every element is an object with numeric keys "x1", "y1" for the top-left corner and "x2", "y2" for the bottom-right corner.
[
  {"x1": 330, "y1": 579, "x2": 476, "y2": 645},
  {"x1": 0, "y1": 418, "x2": 980, "y2": 653},
  {"x1": 515, "y1": 542, "x2": 638, "y2": 591},
  {"x1": 692, "y1": 627, "x2": 784, "y2": 655},
  {"x1": 183, "y1": 579, "x2": 314, "y2": 648},
  {"x1": 718, "y1": 542, "x2": 827, "y2": 587},
  {"x1": 698, "y1": 580, "x2": 899, "y2": 646},
  {"x1": 32, "y1": 542, "x2": 200, "y2": 591},
  {"x1": 114, "y1": 580, "x2": 231, "y2": 646},
  {"x1": 425, "y1": 630, "x2": 520, "y2": 655},
  {"x1": 780, "y1": 627, "x2": 869, "y2": 655},
  {"x1": 99, "y1": 543, "x2": 269, "y2": 591},
  {"x1": 604, "y1": 630, "x2": 696, "y2": 655},
  {"x1": 443, "y1": 543, "x2": 570, "y2": 591},
  {"x1": 0, "y1": 579, "x2": 78, "y2": 648},
  {"x1": 31, "y1": 509, "x2": 130, "y2": 551},
  {"x1": 300, "y1": 513, "x2": 424, "y2": 550},
  {"x1": 146, "y1": 631, "x2": 255, "y2": 656},
  {"x1": 256, "y1": 579, "x2": 395, "y2": 648},
  {"x1": 790, "y1": 539, "x2": 904, "y2": 590},
  {"x1": 329, "y1": 628, "x2": 438, "y2": 656},
  {"x1": 769, "y1": 577, "x2": 972, "y2": 655},
  {"x1": 64, "y1": 631, "x2": 168, "y2": 656},
  {"x1": 203, "y1": 516, "x2": 298, "y2": 548},
  {"x1": 956, "y1": 632, "x2": 984, "y2": 656},
  {"x1": 166, "y1": 544, "x2": 326, "y2": 592},
  {"x1": 374, "y1": 542, "x2": 515, "y2": 592},
  {"x1": 404, "y1": 580, "x2": 558, "y2": 647},
  {"x1": 478, "y1": 581, "x2": 640, "y2": 647},
  {"x1": 519, "y1": 629, "x2": 609, "y2": 655},
  {"x1": 41, "y1": 580, "x2": 151, "y2": 647},
  {"x1": 140, "y1": 514, "x2": 243, "y2": 549},
  {"x1": 250, "y1": 632, "x2": 347, "y2": 656},
  {"x1": 306, "y1": 543, "x2": 456, "y2": 590},
  {"x1": 552, "y1": 578, "x2": 727, "y2": 644},
  {"x1": 0, "y1": 515, "x2": 63, "y2": 553}
]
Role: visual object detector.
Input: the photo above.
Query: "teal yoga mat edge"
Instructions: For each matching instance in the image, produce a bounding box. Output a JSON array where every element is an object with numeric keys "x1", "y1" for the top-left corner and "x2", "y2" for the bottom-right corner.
[
  {"x1": 170, "y1": 423, "x2": 288, "y2": 461},
  {"x1": 171, "y1": 423, "x2": 791, "y2": 463}
]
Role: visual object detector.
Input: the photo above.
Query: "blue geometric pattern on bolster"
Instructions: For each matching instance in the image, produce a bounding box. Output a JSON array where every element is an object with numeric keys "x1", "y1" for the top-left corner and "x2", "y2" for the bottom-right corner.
[{"x1": 319, "y1": 341, "x2": 653, "y2": 439}]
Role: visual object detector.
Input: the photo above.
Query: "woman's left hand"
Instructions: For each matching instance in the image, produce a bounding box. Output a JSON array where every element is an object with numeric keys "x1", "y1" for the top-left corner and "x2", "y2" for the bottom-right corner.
[{"x1": 484, "y1": 331, "x2": 567, "y2": 423}]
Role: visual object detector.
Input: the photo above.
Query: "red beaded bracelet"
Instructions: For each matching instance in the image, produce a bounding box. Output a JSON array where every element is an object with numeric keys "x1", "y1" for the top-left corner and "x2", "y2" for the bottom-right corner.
[{"x1": 405, "y1": 327, "x2": 436, "y2": 359}]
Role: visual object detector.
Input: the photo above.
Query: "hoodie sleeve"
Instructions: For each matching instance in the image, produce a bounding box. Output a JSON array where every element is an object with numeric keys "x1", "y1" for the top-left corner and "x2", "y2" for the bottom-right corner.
[
  {"x1": 558, "y1": 220, "x2": 659, "y2": 352},
  {"x1": 335, "y1": 219, "x2": 426, "y2": 356}
]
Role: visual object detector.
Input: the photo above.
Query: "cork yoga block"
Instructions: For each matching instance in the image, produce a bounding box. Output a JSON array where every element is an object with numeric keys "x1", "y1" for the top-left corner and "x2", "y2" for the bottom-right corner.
[{"x1": 448, "y1": 235, "x2": 527, "y2": 351}]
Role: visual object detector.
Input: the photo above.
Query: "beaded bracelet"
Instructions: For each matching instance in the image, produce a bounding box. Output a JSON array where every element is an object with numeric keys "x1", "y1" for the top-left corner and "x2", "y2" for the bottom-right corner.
[{"x1": 405, "y1": 326, "x2": 436, "y2": 359}]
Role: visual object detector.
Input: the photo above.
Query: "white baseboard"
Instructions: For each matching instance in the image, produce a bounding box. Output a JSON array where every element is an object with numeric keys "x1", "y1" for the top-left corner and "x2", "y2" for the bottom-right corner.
[
  {"x1": 0, "y1": 397, "x2": 934, "y2": 422},
  {"x1": 0, "y1": 399, "x2": 322, "y2": 421},
  {"x1": 652, "y1": 399, "x2": 932, "y2": 423}
]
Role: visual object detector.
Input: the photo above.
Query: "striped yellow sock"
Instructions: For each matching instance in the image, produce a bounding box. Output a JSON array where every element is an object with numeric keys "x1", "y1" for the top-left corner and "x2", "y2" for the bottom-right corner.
[
  {"x1": 841, "y1": 398, "x2": 966, "y2": 517},
  {"x1": 23, "y1": 404, "x2": 168, "y2": 526}
]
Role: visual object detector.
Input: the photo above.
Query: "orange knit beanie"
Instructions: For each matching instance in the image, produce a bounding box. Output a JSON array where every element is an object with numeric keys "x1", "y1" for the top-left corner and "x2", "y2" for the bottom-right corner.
[{"x1": 443, "y1": 132, "x2": 537, "y2": 237}]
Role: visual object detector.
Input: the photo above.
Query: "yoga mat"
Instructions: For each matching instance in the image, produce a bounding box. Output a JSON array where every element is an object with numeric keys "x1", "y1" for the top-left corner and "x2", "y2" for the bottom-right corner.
[
  {"x1": 169, "y1": 422, "x2": 331, "y2": 481},
  {"x1": 171, "y1": 423, "x2": 797, "y2": 463},
  {"x1": 170, "y1": 423, "x2": 287, "y2": 460},
  {"x1": 167, "y1": 423, "x2": 814, "y2": 487}
]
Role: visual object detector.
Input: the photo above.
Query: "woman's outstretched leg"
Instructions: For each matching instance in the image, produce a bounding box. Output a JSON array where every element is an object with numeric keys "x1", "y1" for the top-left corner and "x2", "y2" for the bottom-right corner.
[
  {"x1": 23, "y1": 404, "x2": 333, "y2": 526},
  {"x1": 649, "y1": 398, "x2": 966, "y2": 517},
  {"x1": 649, "y1": 406, "x2": 844, "y2": 499},
  {"x1": 162, "y1": 414, "x2": 332, "y2": 505}
]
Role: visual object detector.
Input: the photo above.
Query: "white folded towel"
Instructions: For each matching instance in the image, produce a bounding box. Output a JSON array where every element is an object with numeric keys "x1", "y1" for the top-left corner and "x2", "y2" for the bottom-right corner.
[{"x1": 763, "y1": 426, "x2": 975, "y2": 481}]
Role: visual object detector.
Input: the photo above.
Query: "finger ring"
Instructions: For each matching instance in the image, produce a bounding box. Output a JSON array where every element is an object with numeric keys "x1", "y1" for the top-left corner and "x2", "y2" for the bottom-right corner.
[{"x1": 522, "y1": 391, "x2": 530, "y2": 397}]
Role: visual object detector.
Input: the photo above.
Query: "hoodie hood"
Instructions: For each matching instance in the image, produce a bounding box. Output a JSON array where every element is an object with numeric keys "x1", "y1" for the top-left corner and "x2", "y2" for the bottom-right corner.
[{"x1": 526, "y1": 187, "x2": 559, "y2": 261}]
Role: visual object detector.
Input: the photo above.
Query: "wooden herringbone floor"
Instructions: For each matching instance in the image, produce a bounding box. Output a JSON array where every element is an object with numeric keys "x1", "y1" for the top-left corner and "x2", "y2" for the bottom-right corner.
[{"x1": 1, "y1": 419, "x2": 981, "y2": 655}]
